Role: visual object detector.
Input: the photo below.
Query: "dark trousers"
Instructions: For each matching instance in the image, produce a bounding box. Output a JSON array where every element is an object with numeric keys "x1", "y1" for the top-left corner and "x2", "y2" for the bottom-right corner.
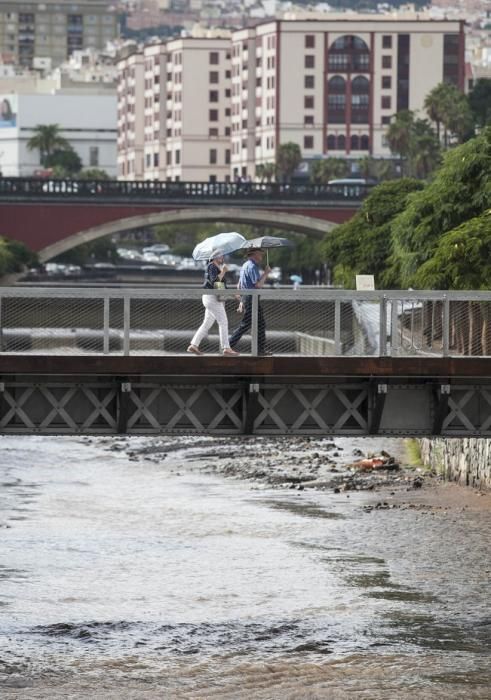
[{"x1": 229, "y1": 296, "x2": 266, "y2": 353}]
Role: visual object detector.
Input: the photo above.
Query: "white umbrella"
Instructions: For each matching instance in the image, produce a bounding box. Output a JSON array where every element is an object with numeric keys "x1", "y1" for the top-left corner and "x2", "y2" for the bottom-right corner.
[{"x1": 192, "y1": 231, "x2": 247, "y2": 261}]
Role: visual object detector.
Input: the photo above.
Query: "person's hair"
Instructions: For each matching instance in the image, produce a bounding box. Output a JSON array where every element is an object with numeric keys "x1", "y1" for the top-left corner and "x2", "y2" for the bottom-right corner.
[{"x1": 1, "y1": 99, "x2": 13, "y2": 120}]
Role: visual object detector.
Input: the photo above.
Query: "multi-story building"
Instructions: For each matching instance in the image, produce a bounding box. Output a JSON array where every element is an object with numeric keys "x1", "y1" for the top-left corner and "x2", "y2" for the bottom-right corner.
[
  {"x1": 0, "y1": 92, "x2": 117, "y2": 176},
  {"x1": 117, "y1": 16, "x2": 465, "y2": 182},
  {"x1": 0, "y1": 0, "x2": 118, "y2": 69},
  {"x1": 117, "y1": 36, "x2": 231, "y2": 181},
  {"x1": 231, "y1": 16, "x2": 465, "y2": 177}
]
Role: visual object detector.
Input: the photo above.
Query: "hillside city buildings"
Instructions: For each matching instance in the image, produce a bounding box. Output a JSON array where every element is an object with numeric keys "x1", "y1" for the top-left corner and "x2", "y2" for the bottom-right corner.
[
  {"x1": 0, "y1": 1, "x2": 488, "y2": 181},
  {"x1": 117, "y1": 16, "x2": 465, "y2": 181}
]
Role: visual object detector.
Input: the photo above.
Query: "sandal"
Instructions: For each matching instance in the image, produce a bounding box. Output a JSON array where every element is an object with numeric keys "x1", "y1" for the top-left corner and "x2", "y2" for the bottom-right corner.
[
  {"x1": 223, "y1": 348, "x2": 240, "y2": 356},
  {"x1": 187, "y1": 345, "x2": 202, "y2": 355}
]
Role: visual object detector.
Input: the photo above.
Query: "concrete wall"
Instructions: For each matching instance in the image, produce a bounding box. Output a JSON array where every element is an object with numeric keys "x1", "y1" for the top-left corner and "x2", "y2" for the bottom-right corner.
[{"x1": 419, "y1": 438, "x2": 491, "y2": 491}]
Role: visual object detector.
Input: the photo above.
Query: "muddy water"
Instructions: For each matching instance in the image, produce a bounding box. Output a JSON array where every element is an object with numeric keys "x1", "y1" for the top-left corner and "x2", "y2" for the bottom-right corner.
[{"x1": 0, "y1": 436, "x2": 489, "y2": 699}]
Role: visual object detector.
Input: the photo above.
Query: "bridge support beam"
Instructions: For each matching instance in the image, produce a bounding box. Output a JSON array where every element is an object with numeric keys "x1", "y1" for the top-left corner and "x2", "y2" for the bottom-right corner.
[{"x1": 1, "y1": 373, "x2": 491, "y2": 437}]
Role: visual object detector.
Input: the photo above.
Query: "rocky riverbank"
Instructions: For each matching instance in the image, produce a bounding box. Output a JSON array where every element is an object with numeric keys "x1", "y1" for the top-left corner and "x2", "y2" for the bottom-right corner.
[{"x1": 91, "y1": 434, "x2": 438, "y2": 498}]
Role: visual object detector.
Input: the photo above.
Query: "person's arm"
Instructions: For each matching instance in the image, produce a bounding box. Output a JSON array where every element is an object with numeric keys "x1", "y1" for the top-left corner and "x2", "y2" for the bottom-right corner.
[{"x1": 254, "y1": 265, "x2": 271, "y2": 288}]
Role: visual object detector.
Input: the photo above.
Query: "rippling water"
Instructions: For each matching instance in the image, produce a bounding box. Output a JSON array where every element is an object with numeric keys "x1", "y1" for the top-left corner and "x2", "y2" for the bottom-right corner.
[{"x1": 0, "y1": 436, "x2": 490, "y2": 699}]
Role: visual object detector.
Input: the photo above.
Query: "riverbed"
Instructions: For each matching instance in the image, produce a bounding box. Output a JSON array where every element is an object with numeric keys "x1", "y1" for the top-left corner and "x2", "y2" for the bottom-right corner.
[{"x1": 0, "y1": 435, "x2": 490, "y2": 699}]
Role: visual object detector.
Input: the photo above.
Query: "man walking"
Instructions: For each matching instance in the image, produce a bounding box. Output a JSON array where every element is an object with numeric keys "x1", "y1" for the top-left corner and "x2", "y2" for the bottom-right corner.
[{"x1": 229, "y1": 248, "x2": 271, "y2": 355}]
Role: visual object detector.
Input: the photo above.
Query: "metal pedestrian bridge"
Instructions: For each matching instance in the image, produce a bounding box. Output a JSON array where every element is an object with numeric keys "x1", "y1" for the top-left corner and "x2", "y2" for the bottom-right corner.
[{"x1": 1, "y1": 286, "x2": 491, "y2": 437}]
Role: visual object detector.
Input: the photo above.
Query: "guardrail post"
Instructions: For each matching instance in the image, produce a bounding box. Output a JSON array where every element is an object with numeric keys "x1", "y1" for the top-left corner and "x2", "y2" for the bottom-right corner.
[
  {"x1": 379, "y1": 295, "x2": 387, "y2": 357},
  {"x1": 390, "y1": 297, "x2": 399, "y2": 356},
  {"x1": 334, "y1": 299, "x2": 341, "y2": 355},
  {"x1": 442, "y1": 295, "x2": 449, "y2": 357},
  {"x1": 251, "y1": 293, "x2": 259, "y2": 356},
  {"x1": 123, "y1": 296, "x2": 130, "y2": 356},
  {"x1": 103, "y1": 297, "x2": 110, "y2": 355},
  {"x1": 0, "y1": 296, "x2": 2, "y2": 352}
]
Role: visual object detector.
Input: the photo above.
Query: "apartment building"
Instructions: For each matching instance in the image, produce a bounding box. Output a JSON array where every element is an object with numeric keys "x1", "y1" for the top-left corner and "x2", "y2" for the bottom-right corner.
[
  {"x1": 231, "y1": 17, "x2": 465, "y2": 176},
  {"x1": 117, "y1": 37, "x2": 231, "y2": 181},
  {"x1": 117, "y1": 16, "x2": 465, "y2": 182},
  {"x1": 0, "y1": 0, "x2": 118, "y2": 69}
]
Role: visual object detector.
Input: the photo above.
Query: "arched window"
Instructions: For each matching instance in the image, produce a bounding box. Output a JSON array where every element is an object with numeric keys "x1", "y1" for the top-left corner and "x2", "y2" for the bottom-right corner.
[
  {"x1": 360, "y1": 135, "x2": 370, "y2": 150},
  {"x1": 327, "y1": 75, "x2": 346, "y2": 123},
  {"x1": 328, "y1": 35, "x2": 370, "y2": 73},
  {"x1": 351, "y1": 76, "x2": 369, "y2": 94},
  {"x1": 351, "y1": 135, "x2": 360, "y2": 150},
  {"x1": 337, "y1": 134, "x2": 346, "y2": 150},
  {"x1": 327, "y1": 134, "x2": 336, "y2": 150},
  {"x1": 328, "y1": 75, "x2": 346, "y2": 93}
]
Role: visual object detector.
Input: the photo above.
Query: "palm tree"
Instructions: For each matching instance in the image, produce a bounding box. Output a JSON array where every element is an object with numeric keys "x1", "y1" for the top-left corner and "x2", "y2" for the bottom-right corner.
[
  {"x1": 276, "y1": 142, "x2": 302, "y2": 182},
  {"x1": 255, "y1": 162, "x2": 276, "y2": 182},
  {"x1": 385, "y1": 110, "x2": 415, "y2": 176},
  {"x1": 27, "y1": 124, "x2": 71, "y2": 167},
  {"x1": 310, "y1": 157, "x2": 349, "y2": 184}
]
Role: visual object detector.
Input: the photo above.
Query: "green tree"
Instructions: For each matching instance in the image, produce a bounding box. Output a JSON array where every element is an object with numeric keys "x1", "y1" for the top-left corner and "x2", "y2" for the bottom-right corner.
[
  {"x1": 0, "y1": 237, "x2": 37, "y2": 276},
  {"x1": 47, "y1": 148, "x2": 83, "y2": 176},
  {"x1": 276, "y1": 142, "x2": 302, "y2": 182},
  {"x1": 255, "y1": 162, "x2": 276, "y2": 182},
  {"x1": 310, "y1": 157, "x2": 349, "y2": 184},
  {"x1": 27, "y1": 124, "x2": 72, "y2": 167},
  {"x1": 425, "y1": 82, "x2": 474, "y2": 146},
  {"x1": 468, "y1": 78, "x2": 491, "y2": 130},
  {"x1": 414, "y1": 211, "x2": 491, "y2": 290},
  {"x1": 388, "y1": 127, "x2": 491, "y2": 288},
  {"x1": 320, "y1": 178, "x2": 424, "y2": 288},
  {"x1": 385, "y1": 110, "x2": 415, "y2": 176},
  {"x1": 409, "y1": 119, "x2": 442, "y2": 178},
  {"x1": 78, "y1": 168, "x2": 110, "y2": 180}
]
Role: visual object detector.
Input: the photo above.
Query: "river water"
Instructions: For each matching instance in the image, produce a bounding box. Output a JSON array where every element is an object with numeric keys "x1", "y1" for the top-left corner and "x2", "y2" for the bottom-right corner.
[{"x1": 0, "y1": 435, "x2": 490, "y2": 699}]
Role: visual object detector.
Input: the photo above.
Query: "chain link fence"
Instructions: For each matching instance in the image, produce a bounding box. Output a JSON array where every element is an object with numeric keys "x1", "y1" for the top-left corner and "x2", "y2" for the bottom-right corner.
[{"x1": 0, "y1": 288, "x2": 490, "y2": 357}]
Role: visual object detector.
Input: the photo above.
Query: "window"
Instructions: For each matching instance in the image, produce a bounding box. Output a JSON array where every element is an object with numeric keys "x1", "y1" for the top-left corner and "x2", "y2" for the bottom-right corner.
[
  {"x1": 175, "y1": 149, "x2": 181, "y2": 165},
  {"x1": 209, "y1": 149, "x2": 217, "y2": 164},
  {"x1": 381, "y1": 95, "x2": 391, "y2": 109},
  {"x1": 304, "y1": 96, "x2": 314, "y2": 109},
  {"x1": 360, "y1": 135, "x2": 369, "y2": 150},
  {"x1": 209, "y1": 127, "x2": 219, "y2": 136},
  {"x1": 305, "y1": 55, "x2": 315, "y2": 69},
  {"x1": 166, "y1": 151, "x2": 172, "y2": 165},
  {"x1": 327, "y1": 134, "x2": 336, "y2": 150},
  {"x1": 382, "y1": 35, "x2": 392, "y2": 49},
  {"x1": 304, "y1": 115, "x2": 314, "y2": 125},
  {"x1": 305, "y1": 34, "x2": 315, "y2": 48},
  {"x1": 209, "y1": 90, "x2": 218, "y2": 102},
  {"x1": 153, "y1": 153, "x2": 159, "y2": 167},
  {"x1": 382, "y1": 75, "x2": 392, "y2": 89},
  {"x1": 304, "y1": 135, "x2": 314, "y2": 149},
  {"x1": 382, "y1": 55, "x2": 392, "y2": 69},
  {"x1": 209, "y1": 71, "x2": 219, "y2": 83},
  {"x1": 209, "y1": 109, "x2": 218, "y2": 121},
  {"x1": 304, "y1": 75, "x2": 315, "y2": 89},
  {"x1": 89, "y1": 146, "x2": 99, "y2": 167},
  {"x1": 209, "y1": 52, "x2": 219, "y2": 64},
  {"x1": 351, "y1": 135, "x2": 359, "y2": 150},
  {"x1": 381, "y1": 116, "x2": 391, "y2": 125},
  {"x1": 337, "y1": 135, "x2": 346, "y2": 150}
]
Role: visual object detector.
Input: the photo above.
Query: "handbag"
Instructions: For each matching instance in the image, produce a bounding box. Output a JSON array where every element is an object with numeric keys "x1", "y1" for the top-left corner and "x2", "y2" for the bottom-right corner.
[{"x1": 213, "y1": 280, "x2": 226, "y2": 301}]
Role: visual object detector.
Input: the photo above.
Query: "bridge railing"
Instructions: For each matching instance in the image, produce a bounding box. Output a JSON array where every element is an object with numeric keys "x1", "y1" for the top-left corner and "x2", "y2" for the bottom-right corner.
[
  {"x1": 0, "y1": 287, "x2": 490, "y2": 358},
  {"x1": 0, "y1": 177, "x2": 372, "y2": 203}
]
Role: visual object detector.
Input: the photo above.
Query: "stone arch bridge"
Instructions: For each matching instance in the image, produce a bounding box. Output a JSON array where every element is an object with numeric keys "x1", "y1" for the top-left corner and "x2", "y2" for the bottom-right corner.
[{"x1": 0, "y1": 178, "x2": 368, "y2": 261}]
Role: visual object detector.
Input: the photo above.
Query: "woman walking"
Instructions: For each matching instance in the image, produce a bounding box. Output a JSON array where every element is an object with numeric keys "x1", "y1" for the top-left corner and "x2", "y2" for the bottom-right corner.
[{"x1": 187, "y1": 253, "x2": 240, "y2": 356}]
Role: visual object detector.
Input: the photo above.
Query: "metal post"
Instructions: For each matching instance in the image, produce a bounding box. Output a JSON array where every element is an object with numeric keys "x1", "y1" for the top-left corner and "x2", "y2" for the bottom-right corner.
[
  {"x1": 334, "y1": 299, "x2": 341, "y2": 355},
  {"x1": 442, "y1": 295, "x2": 449, "y2": 357},
  {"x1": 379, "y1": 295, "x2": 387, "y2": 357},
  {"x1": 251, "y1": 292, "x2": 259, "y2": 356},
  {"x1": 0, "y1": 296, "x2": 3, "y2": 353},
  {"x1": 103, "y1": 297, "x2": 110, "y2": 355},
  {"x1": 390, "y1": 297, "x2": 399, "y2": 356},
  {"x1": 123, "y1": 296, "x2": 130, "y2": 356}
]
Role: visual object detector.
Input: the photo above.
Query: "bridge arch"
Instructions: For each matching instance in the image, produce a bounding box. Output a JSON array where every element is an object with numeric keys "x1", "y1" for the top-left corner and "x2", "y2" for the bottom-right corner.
[{"x1": 39, "y1": 207, "x2": 337, "y2": 262}]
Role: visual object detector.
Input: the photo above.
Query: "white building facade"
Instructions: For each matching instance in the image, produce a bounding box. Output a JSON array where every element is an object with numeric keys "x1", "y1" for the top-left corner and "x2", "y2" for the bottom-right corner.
[
  {"x1": 117, "y1": 37, "x2": 231, "y2": 181},
  {"x1": 0, "y1": 92, "x2": 117, "y2": 176}
]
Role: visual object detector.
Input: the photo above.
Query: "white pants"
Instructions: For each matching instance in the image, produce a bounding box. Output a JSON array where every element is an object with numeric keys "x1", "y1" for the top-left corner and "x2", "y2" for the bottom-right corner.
[{"x1": 191, "y1": 294, "x2": 230, "y2": 350}]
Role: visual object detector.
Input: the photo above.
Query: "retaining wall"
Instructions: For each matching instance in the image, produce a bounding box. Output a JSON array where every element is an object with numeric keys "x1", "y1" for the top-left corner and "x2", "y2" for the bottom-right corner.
[{"x1": 419, "y1": 438, "x2": 491, "y2": 491}]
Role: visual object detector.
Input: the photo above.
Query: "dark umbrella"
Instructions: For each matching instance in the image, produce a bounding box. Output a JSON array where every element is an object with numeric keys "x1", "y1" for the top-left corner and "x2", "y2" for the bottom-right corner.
[{"x1": 241, "y1": 236, "x2": 294, "y2": 265}]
